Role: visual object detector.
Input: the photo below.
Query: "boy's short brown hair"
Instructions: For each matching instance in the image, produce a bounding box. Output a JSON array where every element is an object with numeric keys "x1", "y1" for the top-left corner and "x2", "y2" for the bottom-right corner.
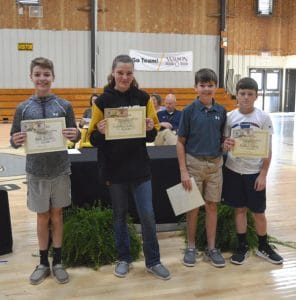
[
  {"x1": 194, "y1": 68, "x2": 218, "y2": 86},
  {"x1": 30, "y1": 57, "x2": 55, "y2": 77},
  {"x1": 236, "y1": 77, "x2": 258, "y2": 94}
]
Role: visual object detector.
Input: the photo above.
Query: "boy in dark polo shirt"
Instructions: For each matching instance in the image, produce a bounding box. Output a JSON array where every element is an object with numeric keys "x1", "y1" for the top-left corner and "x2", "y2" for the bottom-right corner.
[{"x1": 176, "y1": 68, "x2": 227, "y2": 268}]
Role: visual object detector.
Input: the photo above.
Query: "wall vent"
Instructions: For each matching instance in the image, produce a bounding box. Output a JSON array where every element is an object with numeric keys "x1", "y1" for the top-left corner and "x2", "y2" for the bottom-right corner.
[{"x1": 29, "y1": 5, "x2": 43, "y2": 18}]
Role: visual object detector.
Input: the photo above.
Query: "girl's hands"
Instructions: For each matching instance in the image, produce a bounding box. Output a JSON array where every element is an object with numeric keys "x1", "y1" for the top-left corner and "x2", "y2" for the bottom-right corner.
[
  {"x1": 96, "y1": 119, "x2": 107, "y2": 134},
  {"x1": 146, "y1": 118, "x2": 154, "y2": 131}
]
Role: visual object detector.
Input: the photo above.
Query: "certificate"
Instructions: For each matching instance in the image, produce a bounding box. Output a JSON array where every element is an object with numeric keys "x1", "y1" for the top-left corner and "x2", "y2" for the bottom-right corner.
[
  {"x1": 166, "y1": 178, "x2": 204, "y2": 216},
  {"x1": 21, "y1": 117, "x2": 67, "y2": 154},
  {"x1": 104, "y1": 107, "x2": 146, "y2": 140},
  {"x1": 231, "y1": 128, "x2": 270, "y2": 158}
]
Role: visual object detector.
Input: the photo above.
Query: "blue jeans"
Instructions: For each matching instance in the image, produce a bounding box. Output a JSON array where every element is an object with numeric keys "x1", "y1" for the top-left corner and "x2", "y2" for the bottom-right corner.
[{"x1": 109, "y1": 180, "x2": 160, "y2": 268}]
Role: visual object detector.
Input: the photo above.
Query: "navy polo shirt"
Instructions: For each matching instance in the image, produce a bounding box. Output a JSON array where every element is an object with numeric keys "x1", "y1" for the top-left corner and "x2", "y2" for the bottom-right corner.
[
  {"x1": 178, "y1": 98, "x2": 226, "y2": 157},
  {"x1": 157, "y1": 109, "x2": 182, "y2": 131}
]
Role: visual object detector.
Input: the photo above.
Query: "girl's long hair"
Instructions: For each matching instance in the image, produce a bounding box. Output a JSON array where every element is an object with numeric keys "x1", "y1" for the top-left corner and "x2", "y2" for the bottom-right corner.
[{"x1": 106, "y1": 55, "x2": 139, "y2": 89}]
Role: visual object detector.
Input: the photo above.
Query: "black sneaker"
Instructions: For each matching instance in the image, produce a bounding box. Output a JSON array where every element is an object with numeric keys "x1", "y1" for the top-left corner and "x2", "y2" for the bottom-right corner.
[
  {"x1": 256, "y1": 244, "x2": 284, "y2": 264},
  {"x1": 230, "y1": 244, "x2": 249, "y2": 265}
]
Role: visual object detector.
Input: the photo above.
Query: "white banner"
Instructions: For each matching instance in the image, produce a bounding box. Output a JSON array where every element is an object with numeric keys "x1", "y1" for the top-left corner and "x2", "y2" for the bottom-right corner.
[{"x1": 129, "y1": 49, "x2": 193, "y2": 72}]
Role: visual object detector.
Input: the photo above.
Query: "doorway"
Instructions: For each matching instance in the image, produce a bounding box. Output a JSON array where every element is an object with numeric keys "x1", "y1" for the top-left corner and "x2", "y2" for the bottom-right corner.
[
  {"x1": 284, "y1": 69, "x2": 296, "y2": 112},
  {"x1": 249, "y1": 68, "x2": 283, "y2": 112}
]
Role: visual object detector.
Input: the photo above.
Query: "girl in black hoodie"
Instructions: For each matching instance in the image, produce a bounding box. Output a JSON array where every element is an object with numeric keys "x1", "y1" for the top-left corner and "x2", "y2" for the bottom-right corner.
[{"x1": 88, "y1": 54, "x2": 171, "y2": 280}]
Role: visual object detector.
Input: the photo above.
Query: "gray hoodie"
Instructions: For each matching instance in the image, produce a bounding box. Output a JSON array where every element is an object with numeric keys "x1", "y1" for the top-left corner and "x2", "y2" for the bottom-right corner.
[{"x1": 10, "y1": 94, "x2": 80, "y2": 178}]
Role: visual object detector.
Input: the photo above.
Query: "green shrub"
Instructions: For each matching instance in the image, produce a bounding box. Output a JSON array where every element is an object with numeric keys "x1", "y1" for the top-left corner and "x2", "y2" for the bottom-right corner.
[
  {"x1": 183, "y1": 203, "x2": 258, "y2": 251},
  {"x1": 62, "y1": 207, "x2": 142, "y2": 269},
  {"x1": 189, "y1": 203, "x2": 296, "y2": 251}
]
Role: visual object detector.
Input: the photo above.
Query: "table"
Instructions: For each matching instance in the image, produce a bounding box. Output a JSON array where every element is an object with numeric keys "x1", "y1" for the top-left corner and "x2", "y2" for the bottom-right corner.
[{"x1": 70, "y1": 146, "x2": 181, "y2": 224}]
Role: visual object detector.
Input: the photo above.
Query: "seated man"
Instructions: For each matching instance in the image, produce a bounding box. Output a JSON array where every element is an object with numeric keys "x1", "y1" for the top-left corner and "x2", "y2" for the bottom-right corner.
[{"x1": 154, "y1": 93, "x2": 182, "y2": 146}]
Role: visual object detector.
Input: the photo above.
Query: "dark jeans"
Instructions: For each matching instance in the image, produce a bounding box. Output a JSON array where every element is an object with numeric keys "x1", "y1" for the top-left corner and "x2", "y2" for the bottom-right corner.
[{"x1": 109, "y1": 179, "x2": 160, "y2": 268}]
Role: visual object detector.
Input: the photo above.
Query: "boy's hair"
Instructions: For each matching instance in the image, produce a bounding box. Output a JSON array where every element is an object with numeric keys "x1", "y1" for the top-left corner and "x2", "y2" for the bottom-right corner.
[
  {"x1": 194, "y1": 68, "x2": 218, "y2": 86},
  {"x1": 236, "y1": 77, "x2": 258, "y2": 94},
  {"x1": 30, "y1": 57, "x2": 55, "y2": 77}
]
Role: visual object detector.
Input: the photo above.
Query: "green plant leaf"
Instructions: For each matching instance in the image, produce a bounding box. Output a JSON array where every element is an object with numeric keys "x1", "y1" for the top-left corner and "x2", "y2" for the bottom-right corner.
[{"x1": 62, "y1": 206, "x2": 141, "y2": 269}]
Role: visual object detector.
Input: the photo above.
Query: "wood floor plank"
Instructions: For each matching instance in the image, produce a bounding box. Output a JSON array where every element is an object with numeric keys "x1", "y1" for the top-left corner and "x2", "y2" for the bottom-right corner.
[{"x1": 0, "y1": 114, "x2": 296, "y2": 300}]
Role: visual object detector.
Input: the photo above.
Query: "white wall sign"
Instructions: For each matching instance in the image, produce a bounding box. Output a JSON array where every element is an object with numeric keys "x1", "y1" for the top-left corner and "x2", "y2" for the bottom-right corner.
[{"x1": 129, "y1": 49, "x2": 193, "y2": 72}]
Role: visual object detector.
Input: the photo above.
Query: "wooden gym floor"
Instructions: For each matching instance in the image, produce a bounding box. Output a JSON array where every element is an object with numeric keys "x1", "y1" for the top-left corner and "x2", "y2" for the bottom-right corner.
[{"x1": 0, "y1": 113, "x2": 295, "y2": 300}]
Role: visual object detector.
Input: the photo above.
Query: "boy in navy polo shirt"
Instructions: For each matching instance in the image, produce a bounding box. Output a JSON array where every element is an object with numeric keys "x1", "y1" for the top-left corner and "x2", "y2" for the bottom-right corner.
[
  {"x1": 223, "y1": 77, "x2": 283, "y2": 265},
  {"x1": 176, "y1": 68, "x2": 227, "y2": 268}
]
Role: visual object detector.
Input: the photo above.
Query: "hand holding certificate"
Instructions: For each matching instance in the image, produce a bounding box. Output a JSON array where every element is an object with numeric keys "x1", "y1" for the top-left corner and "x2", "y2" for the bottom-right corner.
[
  {"x1": 166, "y1": 178, "x2": 204, "y2": 216},
  {"x1": 231, "y1": 128, "x2": 270, "y2": 158},
  {"x1": 21, "y1": 117, "x2": 67, "y2": 154},
  {"x1": 104, "y1": 107, "x2": 146, "y2": 140}
]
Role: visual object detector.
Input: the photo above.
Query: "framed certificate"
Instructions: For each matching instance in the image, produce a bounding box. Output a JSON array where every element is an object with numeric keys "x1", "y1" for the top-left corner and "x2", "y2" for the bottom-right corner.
[
  {"x1": 21, "y1": 117, "x2": 67, "y2": 154},
  {"x1": 231, "y1": 128, "x2": 270, "y2": 158},
  {"x1": 104, "y1": 107, "x2": 146, "y2": 140}
]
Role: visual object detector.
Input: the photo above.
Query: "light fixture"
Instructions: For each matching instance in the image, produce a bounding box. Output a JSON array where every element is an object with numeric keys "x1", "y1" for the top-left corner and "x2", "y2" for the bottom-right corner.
[
  {"x1": 256, "y1": 0, "x2": 273, "y2": 16},
  {"x1": 16, "y1": 0, "x2": 40, "y2": 5}
]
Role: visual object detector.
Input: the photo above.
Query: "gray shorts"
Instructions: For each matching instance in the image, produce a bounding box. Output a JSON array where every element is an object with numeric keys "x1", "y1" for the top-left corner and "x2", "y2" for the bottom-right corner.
[
  {"x1": 186, "y1": 154, "x2": 223, "y2": 203},
  {"x1": 27, "y1": 173, "x2": 71, "y2": 213}
]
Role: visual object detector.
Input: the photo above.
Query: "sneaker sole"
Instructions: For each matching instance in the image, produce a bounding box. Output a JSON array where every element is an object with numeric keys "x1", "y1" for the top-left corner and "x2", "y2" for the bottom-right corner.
[
  {"x1": 113, "y1": 263, "x2": 132, "y2": 278},
  {"x1": 256, "y1": 250, "x2": 284, "y2": 264},
  {"x1": 30, "y1": 270, "x2": 50, "y2": 285},
  {"x1": 146, "y1": 268, "x2": 171, "y2": 280},
  {"x1": 182, "y1": 260, "x2": 196, "y2": 267},
  {"x1": 230, "y1": 258, "x2": 246, "y2": 265},
  {"x1": 203, "y1": 255, "x2": 226, "y2": 268},
  {"x1": 230, "y1": 259, "x2": 246, "y2": 266},
  {"x1": 53, "y1": 276, "x2": 69, "y2": 284},
  {"x1": 230, "y1": 252, "x2": 249, "y2": 265},
  {"x1": 113, "y1": 271, "x2": 128, "y2": 278}
]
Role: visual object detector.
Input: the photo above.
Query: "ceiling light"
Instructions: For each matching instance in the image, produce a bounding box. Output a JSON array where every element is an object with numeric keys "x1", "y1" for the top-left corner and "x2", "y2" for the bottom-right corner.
[{"x1": 16, "y1": 0, "x2": 40, "y2": 5}]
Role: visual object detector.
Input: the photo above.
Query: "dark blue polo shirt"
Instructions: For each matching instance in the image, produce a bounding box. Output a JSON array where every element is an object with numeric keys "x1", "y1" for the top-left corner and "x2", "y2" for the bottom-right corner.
[
  {"x1": 157, "y1": 109, "x2": 182, "y2": 131},
  {"x1": 178, "y1": 98, "x2": 226, "y2": 157}
]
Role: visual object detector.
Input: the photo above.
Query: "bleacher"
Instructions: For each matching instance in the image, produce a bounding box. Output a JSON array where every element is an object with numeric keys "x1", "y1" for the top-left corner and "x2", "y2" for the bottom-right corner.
[{"x1": 0, "y1": 88, "x2": 237, "y2": 122}]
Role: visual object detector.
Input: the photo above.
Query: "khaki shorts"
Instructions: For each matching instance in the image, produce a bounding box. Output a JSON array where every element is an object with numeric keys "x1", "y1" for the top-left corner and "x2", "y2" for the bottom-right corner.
[
  {"x1": 186, "y1": 154, "x2": 223, "y2": 203},
  {"x1": 27, "y1": 174, "x2": 71, "y2": 213}
]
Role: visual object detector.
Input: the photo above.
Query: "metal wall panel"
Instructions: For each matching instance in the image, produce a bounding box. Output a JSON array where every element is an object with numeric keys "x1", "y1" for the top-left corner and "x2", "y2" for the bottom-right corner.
[
  {"x1": 96, "y1": 32, "x2": 219, "y2": 88},
  {"x1": 0, "y1": 29, "x2": 219, "y2": 88},
  {"x1": 0, "y1": 29, "x2": 90, "y2": 88}
]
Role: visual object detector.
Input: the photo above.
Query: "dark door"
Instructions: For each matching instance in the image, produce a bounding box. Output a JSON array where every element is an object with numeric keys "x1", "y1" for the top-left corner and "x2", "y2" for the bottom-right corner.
[
  {"x1": 284, "y1": 69, "x2": 296, "y2": 112},
  {"x1": 249, "y1": 68, "x2": 283, "y2": 112}
]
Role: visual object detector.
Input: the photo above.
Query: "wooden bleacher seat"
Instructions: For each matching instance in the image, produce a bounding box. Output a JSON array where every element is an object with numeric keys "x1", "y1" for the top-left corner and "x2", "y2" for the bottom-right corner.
[{"x1": 0, "y1": 88, "x2": 237, "y2": 122}]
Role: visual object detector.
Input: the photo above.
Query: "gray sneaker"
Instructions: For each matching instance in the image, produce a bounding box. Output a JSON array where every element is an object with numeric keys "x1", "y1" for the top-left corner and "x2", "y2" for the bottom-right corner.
[
  {"x1": 52, "y1": 264, "x2": 69, "y2": 284},
  {"x1": 183, "y1": 248, "x2": 197, "y2": 267},
  {"x1": 147, "y1": 263, "x2": 171, "y2": 280},
  {"x1": 204, "y1": 248, "x2": 225, "y2": 268},
  {"x1": 29, "y1": 264, "x2": 50, "y2": 285},
  {"x1": 114, "y1": 261, "x2": 130, "y2": 278}
]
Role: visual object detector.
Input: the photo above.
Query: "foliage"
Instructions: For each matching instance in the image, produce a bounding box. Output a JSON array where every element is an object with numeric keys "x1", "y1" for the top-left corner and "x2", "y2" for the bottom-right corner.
[
  {"x1": 184, "y1": 203, "x2": 258, "y2": 251},
  {"x1": 183, "y1": 203, "x2": 296, "y2": 251},
  {"x1": 62, "y1": 206, "x2": 141, "y2": 269}
]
